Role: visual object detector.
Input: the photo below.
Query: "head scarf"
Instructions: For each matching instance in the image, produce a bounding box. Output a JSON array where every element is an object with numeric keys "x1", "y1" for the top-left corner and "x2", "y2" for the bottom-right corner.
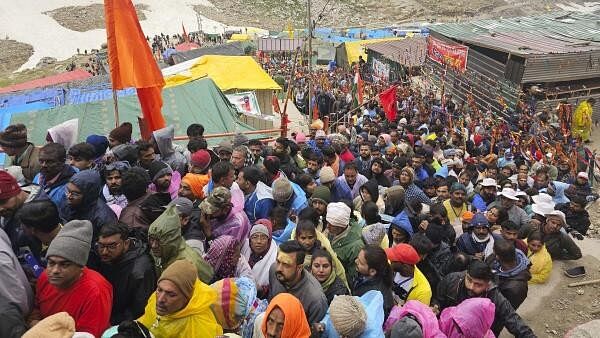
[
  {"x1": 182, "y1": 173, "x2": 209, "y2": 200},
  {"x1": 261, "y1": 293, "x2": 311, "y2": 338},
  {"x1": 204, "y1": 235, "x2": 239, "y2": 282},
  {"x1": 401, "y1": 167, "x2": 415, "y2": 184},
  {"x1": 248, "y1": 219, "x2": 274, "y2": 268},
  {"x1": 210, "y1": 277, "x2": 257, "y2": 331}
]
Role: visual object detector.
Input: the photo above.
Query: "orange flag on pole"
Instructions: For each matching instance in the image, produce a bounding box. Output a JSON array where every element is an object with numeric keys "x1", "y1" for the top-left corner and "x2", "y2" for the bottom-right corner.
[{"x1": 104, "y1": 0, "x2": 166, "y2": 132}]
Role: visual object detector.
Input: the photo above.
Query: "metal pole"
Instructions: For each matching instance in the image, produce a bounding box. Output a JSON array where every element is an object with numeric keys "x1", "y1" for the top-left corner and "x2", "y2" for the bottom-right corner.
[{"x1": 307, "y1": 0, "x2": 313, "y2": 121}]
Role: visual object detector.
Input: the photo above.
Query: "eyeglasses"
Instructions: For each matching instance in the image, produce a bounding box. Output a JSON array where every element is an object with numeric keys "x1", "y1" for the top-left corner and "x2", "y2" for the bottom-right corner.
[
  {"x1": 95, "y1": 241, "x2": 123, "y2": 252},
  {"x1": 65, "y1": 188, "x2": 82, "y2": 198}
]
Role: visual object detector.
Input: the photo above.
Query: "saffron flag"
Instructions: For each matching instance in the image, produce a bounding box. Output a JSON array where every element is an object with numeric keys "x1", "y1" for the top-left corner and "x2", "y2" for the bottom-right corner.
[
  {"x1": 379, "y1": 86, "x2": 398, "y2": 122},
  {"x1": 352, "y1": 65, "x2": 364, "y2": 108},
  {"x1": 104, "y1": 0, "x2": 166, "y2": 132},
  {"x1": 272, "y1": 92, "x2": 281, "y2": 114}
]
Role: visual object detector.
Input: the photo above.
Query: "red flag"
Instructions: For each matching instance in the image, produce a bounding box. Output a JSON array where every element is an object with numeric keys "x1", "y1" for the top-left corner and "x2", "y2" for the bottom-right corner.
[
  {"x1": 104, "y1": 0, "x2": 166, "y2": 132},
  {"x1": 379, "y1": 86, "x2": 398, "y2": 122},
  {"x1": 182, "y1": 22, "x2": 189, "y2": 43},
  {"x1": 354, "y1": 64, "x2": 364, "y2": 105},
  {"x1": 272, "y1": 92, "x2": 281, "y2": 114}
]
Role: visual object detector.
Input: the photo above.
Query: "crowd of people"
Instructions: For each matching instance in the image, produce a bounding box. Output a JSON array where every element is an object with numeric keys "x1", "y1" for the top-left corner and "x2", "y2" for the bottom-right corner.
[{"x1": 0, "y1": 71, "x2": 596, "y2": 337}]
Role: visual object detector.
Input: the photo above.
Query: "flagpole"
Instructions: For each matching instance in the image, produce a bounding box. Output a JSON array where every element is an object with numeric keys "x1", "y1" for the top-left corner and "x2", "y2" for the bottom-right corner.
[
  {"x1": 307, "y1": 0, "x2": 313, "y2": 121},
  {"x1": 112, "y1": 88, "x2": 120, "y2": 127}
]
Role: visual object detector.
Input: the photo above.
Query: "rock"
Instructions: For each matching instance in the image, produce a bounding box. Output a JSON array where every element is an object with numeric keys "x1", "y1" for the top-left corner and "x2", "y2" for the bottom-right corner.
[
  {"x1": 577, "y1": 289, "x2": 585, "y2": 295},
  {"x1": 36, "y1": 57, "x2": 57, "y2": 67}
]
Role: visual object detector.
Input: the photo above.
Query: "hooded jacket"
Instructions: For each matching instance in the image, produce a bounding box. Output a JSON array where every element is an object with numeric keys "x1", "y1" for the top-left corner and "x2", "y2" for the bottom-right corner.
[
  {"x1": 152, "y1": 125, "x2": 187, "y2": 175},
  {"x1": 58, "y1": 170, "x2": 117, "y2": 237},
  {"x1": 491, "y1": 249, "x2": 531, "y2": 310},
  {"x1": 98, "y1": 239, "x2": 157, "y2": 325},
  {"x1": 439, "y1": 298, "x2": 496, "y2": 338},
  {"x1": 33, "y1": 164, "x2": 76, "y2": 205},
  {"x1": 148, "y1": 205, "x2": 214, "y2": 283},
  {"x1": 138, "y1": 279, "x2": 223, "y2": 338},
  {"x1": 435, "y1": 271, "x2": 536, "y2": 338},
  {"x1": 384, "y1": 300, "x2": 445, "y2": 337},
  {"x1": 330, "y1": 220, "x2": 364, "y2": 284}
]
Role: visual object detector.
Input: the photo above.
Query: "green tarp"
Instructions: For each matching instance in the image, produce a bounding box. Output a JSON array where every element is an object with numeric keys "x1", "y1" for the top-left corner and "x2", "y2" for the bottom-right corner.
[{"x1": 11, "y1": 78, "x2": 261, "y2": 146}]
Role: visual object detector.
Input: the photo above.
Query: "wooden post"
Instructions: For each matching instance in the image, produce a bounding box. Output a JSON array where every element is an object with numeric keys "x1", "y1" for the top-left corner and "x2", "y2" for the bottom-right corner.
[{"x1": 112, "y1": 88, "x2": 120, "y2": 128}]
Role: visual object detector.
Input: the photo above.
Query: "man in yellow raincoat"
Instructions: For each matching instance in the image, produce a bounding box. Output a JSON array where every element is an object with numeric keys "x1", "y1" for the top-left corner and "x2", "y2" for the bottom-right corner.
[
  {"x1": 138, "y1": 259, "x2": 223, "y2": 338},
  {"x1": 572, "y1": 98, "x2": 595, "y2": 142}
]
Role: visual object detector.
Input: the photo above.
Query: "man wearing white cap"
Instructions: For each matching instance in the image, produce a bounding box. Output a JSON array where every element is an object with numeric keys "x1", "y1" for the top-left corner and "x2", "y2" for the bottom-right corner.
[
  {"x1": 489, "y1": 188, "x2": 530, "y2": 233},
  {"x1": 326, "y1": 202, "x2": 364, "y2": 284},
  {"x1": 472, "y1": 178, "x2": 498, "y2": 212},
  {"x1": 541, "y1": 210, "x2": 582, "y2": 260}
]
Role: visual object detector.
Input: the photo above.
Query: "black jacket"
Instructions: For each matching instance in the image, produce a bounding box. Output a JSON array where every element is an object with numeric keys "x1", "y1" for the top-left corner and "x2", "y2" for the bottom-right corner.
[
  {"x1": 435, "y1": 271, "x2": 536, "y2": 338},
  {"x1": 352, "y1": 275, "x2": 394, "y2": 318},
  {"x1": 417, "y1": 241, "x2": 453, "y2": 297},
  {"x1": 556, "y1": 203, "x2": 591, "y2": 235},
  {"x1": 0, "y1": 297, "x2": 27, "y2": 338},
  {"x1": 98, "y1": 239, "x2": 157, "y2": 325},
  {"x1": 543, "y1": 230, "x2": 582, "y2": 260},
  {"x1": 324, "y1": 276, "x2": 350, "y2": 304},
  {"x1": 497, "y1": 268, "x2": 531, "y2": 310}
]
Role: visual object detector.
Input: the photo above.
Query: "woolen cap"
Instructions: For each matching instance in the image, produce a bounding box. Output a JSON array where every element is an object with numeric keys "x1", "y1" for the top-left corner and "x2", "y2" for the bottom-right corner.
[
  {"x1": 46, "y1": 220, "x2": 93, "y2": 266},
  {"x1": 329, "y1": 295, "x2": 367, "y2": 337},
  {"x1": 148, "y1": 161, "x2": 172, "y2": 182},
  {"x1": 272, "y1": 178, "x2": 294, "y2": 203},
  {"x1": 109, "y1": 122, "x2": 133, "y2": 144},
  {"x1": 190, "y1": 150, "x2": 211, "y2": 171},
  {"x1": 311, "y1": 185, "x2": 331, "y2": 204},
  {"x1": 158, "y1": 259, "x2": 198, "y2": 301},
  {"x1": 0, "y1": 170, "x2": 22, "y2": 199},
  {"x1": 0, "y1": 123, "x2": 27, "y2": 148},
  {"x1": 319, "y1": 166, "x2": 336, "y2": 184}
]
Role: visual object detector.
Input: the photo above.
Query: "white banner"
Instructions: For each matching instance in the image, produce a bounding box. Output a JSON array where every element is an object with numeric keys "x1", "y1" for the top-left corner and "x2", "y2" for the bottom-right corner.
[{"x1": 226, "y1": 91, "x2": 262, "y2": 115}]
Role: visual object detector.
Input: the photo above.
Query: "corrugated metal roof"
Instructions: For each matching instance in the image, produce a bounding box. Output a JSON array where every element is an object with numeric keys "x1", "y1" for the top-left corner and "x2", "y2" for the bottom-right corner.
[
  {"x1": 365, "y1": 37, "x2": 427, "y2": 67},
  {"x1": 430, "y1": 11, "x2": 600, "y2": 56}
]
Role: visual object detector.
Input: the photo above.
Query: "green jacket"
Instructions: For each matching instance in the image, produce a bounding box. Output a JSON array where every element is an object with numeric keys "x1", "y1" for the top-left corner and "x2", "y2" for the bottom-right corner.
[
  {"x1": 330, "y1": 221, "x2": 364, "y2": 285},
  {"x1": 148, "y1": 205, "x2": 214, "y2": 283}
]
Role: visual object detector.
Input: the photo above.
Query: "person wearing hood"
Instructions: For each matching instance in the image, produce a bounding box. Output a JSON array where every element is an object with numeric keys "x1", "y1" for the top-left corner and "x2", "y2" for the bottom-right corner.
[
  {"x1": 353, "y1": 179, "x2": 384, "y2": 214},
  {"x1": 148, "y1": 161, "x2": 181, "y2": 201},
  {"x1": 456, "y1": 213, "x2": 495, "y2": 261},
  {"x1": 259, "y1": 293, "x2": 311, "y2": 338},
  {"x1": 487, "y1": 239, "x2": 531, "y2": 311},
  {"x1": 383, "y1": 300, "x2": 445, "y2": 338},
  {"x1": 389, "y1": 209, "x2": 414, "y2": 247},
  {"x1": 525, "y1": 231, "x2": 552, "y2": 284},
  {"x1": 398, "y1": 166, "x2": 432, "y2": 205},
  {"x1": 147, "y1": 205, "x2": 214, "y2": 284},
  {"x1": 435, "y1": 260, "x2": 535, "y2": 337},
  {"x1": 33, "y1": 143, "x2": 77, "y2": 205},
  {"x1": 46, "y1": 119, "x2": 78, "y2": 150},
  {"x1": 138, "y1": 259, "x2": 223, "y2": 338},
  {"x1": 438, "y1": 298, "x2": 496, "y2": 338},
  {"x1": 369, "y1": 158, "x2": 391, "y2": 187},
  {"x1": 59, "y1": 170, "x2": 117, "y2": 239},
  {"x1": 0, "y1": 123, "x2": 41, "y2": 183},
  {"x1": 102, "y1": 161, "x2": 130, "y2": 212},
  {"x1": 241, "y1": 219, "x2": 278, "y2": 299},
  {"x1": 151, "y1": 125, "x2": 187, "y2": 176},
  {"x1": 326, "y1": 202, "x2": 364, "y2": 284},
  {"x1": 97, "y1": 222, "x2": 156, "y2": 325}
]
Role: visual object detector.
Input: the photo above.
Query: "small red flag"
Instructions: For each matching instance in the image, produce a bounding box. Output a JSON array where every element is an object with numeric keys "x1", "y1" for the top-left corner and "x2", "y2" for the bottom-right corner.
[
  {"x1": 272, "y1": 93, "x2": 281, "y2": 114},
  {"x1": 104, "y1": 0, "x2": 166, "y2": 132},
  {"x1": 182, "y1": 22, "x2": 189, "y2": 43},
  {"x1": 379, "y1": 86, "x2": 398, "y2": 122}
]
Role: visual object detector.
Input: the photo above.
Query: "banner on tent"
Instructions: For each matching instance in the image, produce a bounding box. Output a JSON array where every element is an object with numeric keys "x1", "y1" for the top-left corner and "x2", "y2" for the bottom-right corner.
[
  {"x1": 372, "y1": 59, "x2": 390, "y2": 83},
  {"x1": 226, "y1": 91, "x2": 262, "y2": 115},
  {"x1": 427, "y1": 36, "x2": 468, "y2": 72}
]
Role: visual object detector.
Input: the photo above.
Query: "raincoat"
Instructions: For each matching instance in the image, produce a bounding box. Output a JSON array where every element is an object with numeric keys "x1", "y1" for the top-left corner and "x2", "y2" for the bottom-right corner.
[
  {"x1": 138, "y1": 279, "x2": 223, "y2": 338},
  {"x1": 320, "y1": 290, "x2": 385, "y2": 338},
  {"x1": 384, "y1": 300, "x2": 445, "y2": 337},
  {"x1": 148, "y1": 205, "x2": 214, "y2": 283},
  {"x1": 152, "y1": 125, "x2": 187, "y2": 175},
  {"x1": 525, "y1": 240, "x2": 552, "y2": 284},
  {"x1": 329, "y1": 220, "x2": 364, "y2": 284},
  {"x1": 439, "y1": 298, "x2": 496, "y2": 338},
  {"x1": 572, "y1": 100, "x2": 592, "y2": 142},
  {"x1": 209, "y1": 207, "x2": 251, "y2": 243}
]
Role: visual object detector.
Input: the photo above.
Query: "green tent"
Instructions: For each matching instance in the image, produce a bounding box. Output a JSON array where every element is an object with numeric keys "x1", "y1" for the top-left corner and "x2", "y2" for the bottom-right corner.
[{"x1": 11, "y1": 77, "x2": 262, "y2": 146}]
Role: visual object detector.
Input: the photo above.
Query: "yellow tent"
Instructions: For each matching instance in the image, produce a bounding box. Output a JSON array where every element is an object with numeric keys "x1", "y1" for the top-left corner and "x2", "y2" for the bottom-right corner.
[
  {"x1": 163, "y1": 55, "x2": 281, "y2": 91},
  {"x1": 228, "y1": 33, "x2": 251, "y2": 42},
  {"x1": 343, "y1": 37, "x2": 403, "y2": 65}
]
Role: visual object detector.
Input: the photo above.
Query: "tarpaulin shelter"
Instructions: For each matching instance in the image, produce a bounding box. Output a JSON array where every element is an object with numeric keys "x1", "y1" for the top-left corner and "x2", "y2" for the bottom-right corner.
[
  {"x1": 229, "y1": 34, "x2": 251, "y2": 42},
  {"x1": 8, "y1": 77, "x2": 259, "y2": 147},
  {"x1": 162, "y1": 55, "x2": 281, "y2": 114},
  {"x1": 175, "y1": 42, "x2": 200, "y2": 52},
  {"x1": 0, "y1": 69, "x2": 92, "y2": 94},
  {"x1": 335, "y1": 37, "x2": 403, "y2": 68}
]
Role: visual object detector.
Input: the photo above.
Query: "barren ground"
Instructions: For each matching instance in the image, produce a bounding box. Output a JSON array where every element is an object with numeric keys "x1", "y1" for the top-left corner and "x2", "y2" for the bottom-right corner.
[{"x1": 43, "y1": 3, "x2": 150, "y2": 32}]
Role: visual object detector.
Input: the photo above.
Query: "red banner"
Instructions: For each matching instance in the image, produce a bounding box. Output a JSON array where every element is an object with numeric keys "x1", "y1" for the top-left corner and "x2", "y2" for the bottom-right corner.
[{"x1": 427, "y1": 36, "x2": 468, "y2": 72}]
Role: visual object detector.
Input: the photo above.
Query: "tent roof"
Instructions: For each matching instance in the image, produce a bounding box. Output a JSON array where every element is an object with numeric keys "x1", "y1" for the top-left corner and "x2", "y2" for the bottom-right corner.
[
  {"x1": 341, "y1": 38, "x2": 403, "y2": 65},
  {"x1": 0, "y1": 69, "x2": 91, "y2": 94},
  {"x1": 162, "y1": 55, "x2": 281, "y2": 91},
  {"x1": 9, "y1": 77, "x2": 257, "y2": 146},
  {"x1": 175, "y1": 42, "x2": 200, "y2": 52}
]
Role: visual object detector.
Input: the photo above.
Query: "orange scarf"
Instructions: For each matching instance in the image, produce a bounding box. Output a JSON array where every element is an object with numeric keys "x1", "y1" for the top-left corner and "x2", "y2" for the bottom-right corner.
[
  {"x1": 262, "y1": 293, "x2": 310, "y2": 338},
  {"x1": 182, "y1": 173, "x2": 210, "y2": 200}
]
